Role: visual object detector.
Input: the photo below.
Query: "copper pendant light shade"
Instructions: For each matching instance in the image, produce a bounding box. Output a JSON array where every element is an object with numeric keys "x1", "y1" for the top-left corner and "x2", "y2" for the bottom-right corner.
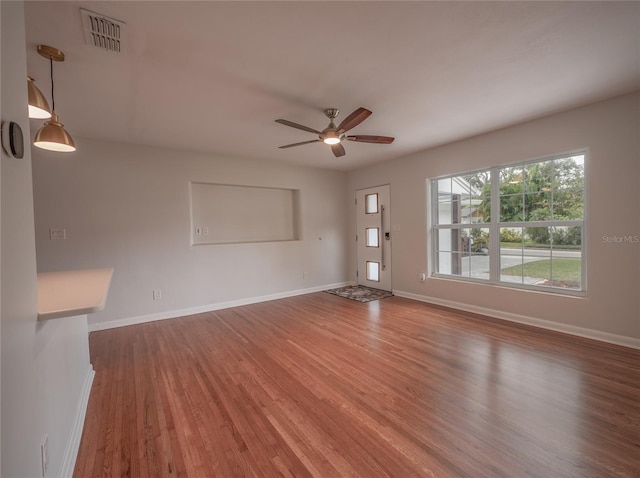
[
  {"x1": 32, "y1": 44, "x2": 76, "y2": 152},
  {"x1": 33, "y1": 113, "x2": 76, "y2": 152},
  {"x1": 27, "y1": 76, "x2": 51, "y2": 119}
]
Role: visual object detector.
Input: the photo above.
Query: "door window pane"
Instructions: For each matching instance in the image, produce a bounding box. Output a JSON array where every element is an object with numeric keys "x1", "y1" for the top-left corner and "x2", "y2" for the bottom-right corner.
[
  {"x1": 366, "y1": 261, "x2": 380, "y2": 282},
  {"x1": 365, "y1": 194, "x2": 378, "y2": 214},
  {"x1": 366, "y1": 228, "x2": 379, "y2": 247}
]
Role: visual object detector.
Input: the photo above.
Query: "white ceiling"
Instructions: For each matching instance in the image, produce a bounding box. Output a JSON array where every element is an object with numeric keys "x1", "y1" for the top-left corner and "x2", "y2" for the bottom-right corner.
[{"x1": 24, "y1": 1, "x2": 640, "y2": 171}]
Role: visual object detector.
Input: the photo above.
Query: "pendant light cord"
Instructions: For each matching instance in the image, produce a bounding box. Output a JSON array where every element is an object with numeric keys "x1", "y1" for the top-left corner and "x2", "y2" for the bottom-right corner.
[{"x1": 49, "y1": 56, "x2": 55, "y2": 113}]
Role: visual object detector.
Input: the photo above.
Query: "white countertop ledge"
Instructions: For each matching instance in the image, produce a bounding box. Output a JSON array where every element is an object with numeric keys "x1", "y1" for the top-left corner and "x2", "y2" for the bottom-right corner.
[{"x1": 37, "y1": 268, "x2": 114, "y2": 321}]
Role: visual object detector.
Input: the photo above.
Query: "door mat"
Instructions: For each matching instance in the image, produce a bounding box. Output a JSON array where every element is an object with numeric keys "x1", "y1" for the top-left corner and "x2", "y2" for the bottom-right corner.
[{"x1": 324, "y1": 285, "x2": 393, "y2": 303}]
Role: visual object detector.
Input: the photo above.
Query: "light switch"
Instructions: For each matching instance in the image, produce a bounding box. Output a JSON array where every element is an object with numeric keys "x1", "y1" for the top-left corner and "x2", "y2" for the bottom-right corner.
[{"x1": 50, "y1": 228, "x2": 66, "y2": 240}]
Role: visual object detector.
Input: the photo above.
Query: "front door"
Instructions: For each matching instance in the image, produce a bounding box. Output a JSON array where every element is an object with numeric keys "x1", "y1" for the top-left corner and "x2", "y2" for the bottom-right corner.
[{"x1": 356, "y1": 185, "x2": 391, "y2": 291}]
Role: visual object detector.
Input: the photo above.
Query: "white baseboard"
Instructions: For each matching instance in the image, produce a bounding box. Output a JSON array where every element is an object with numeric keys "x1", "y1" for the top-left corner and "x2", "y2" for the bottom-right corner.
[
  {"x1": 393, "y1": 290, "x2": 640, "y2": 350},
  {"x1": 89, "y1": 282, "x2": 353, "y2": 332},
  {"x1": 58, "y1": 364, "x2": 95, "y2": 478}
]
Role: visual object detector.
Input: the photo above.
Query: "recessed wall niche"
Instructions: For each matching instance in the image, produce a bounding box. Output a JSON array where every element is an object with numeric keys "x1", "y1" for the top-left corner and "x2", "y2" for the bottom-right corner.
[{"x1": 190, "y1": 182, "x2": 301, "y2": 245}]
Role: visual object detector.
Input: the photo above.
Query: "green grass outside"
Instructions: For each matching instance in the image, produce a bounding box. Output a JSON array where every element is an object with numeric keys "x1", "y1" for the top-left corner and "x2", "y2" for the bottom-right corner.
[{"x1": 501, "y1": 258, "x2": 581, "y2": 287}]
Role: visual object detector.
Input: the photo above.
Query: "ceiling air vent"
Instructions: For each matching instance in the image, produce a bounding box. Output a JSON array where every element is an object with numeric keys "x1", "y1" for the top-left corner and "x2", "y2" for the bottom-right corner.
[{"x1": 81, "y1": 9, "x2": 126, "y2": 53}]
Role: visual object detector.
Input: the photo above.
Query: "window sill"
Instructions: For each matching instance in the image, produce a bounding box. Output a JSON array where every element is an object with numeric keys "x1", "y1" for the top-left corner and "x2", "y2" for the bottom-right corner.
[{"x1": 429, "y1": 273, "x2": 587, "y2": 298}]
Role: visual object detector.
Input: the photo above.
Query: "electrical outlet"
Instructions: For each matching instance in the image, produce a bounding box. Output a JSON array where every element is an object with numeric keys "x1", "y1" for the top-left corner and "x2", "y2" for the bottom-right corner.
[
  {"x1": 203, "y1": 227, "x2": 209, "y2": 235},
  {"x1": 195, "y1": 226, "x2": 202, "y2": 235},
  {"x1": 41, "y1": 434, "x2": 49, "y2": 476},
  {"x1": 303, "y1": 271, "x2": 309, "y2": 280},
  {"x1": 153, "y1": 289, "x2": 162, "y2": 300}
]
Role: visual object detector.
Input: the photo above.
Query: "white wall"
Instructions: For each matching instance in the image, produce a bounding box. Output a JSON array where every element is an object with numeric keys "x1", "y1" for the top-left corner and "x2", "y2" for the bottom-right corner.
[
  {"x1": 1, "y1": 2, "x2": 93, "y2": 477},
  {"x1": 348, "y1": 92, "x2": 640, "y2": 343},
  {"x1": 32, "y1": 139, "x2": 349, "y2": 329},
  {"x1": 31, "y1": 95, "x2": 639, "y2": 344}
]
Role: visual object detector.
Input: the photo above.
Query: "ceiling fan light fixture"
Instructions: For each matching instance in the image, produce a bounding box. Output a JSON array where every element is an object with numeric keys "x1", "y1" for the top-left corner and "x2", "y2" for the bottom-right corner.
[
  {"x1": 275, "y1": 107, "x2": 393, "y2": 158},
  {"x1": 33, "y1": 113, "x2": 76, "y2": 152},
  {"x1": 323, "y1": 135, "x2": 341, "y2": 145},
  {"x1": 27, "y1": 76, "x2": 51, "y2": 119}
]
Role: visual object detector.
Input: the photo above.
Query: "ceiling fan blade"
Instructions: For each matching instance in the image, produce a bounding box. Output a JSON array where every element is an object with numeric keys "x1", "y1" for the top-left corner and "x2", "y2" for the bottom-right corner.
[
  {"x1": 346, "y1": 135, "x2": 395, "y2": 144},
  {"x1": 337, "y1": 107, "x2": 372, "y2": 134},
  {"x1": 278, "y1": 139, "x2": 321, "y2": 149},
  {"x1": 331, "y1": 143, "x2": 346, "y2": 157},
  {"x1": 275, "y1": 119, "x2": 321, "y2": 134}
]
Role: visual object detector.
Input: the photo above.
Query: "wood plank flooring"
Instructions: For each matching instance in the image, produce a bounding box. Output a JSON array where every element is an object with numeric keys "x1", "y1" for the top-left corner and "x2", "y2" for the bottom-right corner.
[{"x1": 74, "y1": 293, "x2": 640, "y2": 477}]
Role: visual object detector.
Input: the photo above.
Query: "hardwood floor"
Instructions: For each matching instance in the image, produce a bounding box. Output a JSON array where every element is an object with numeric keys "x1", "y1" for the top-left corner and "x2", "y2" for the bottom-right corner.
[{"x1": 74, "y1": 293, "x2": 640, "y2": 477}]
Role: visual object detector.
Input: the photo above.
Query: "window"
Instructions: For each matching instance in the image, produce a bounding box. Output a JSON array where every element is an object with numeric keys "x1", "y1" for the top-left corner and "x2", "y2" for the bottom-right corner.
[
  {"x1": 365, "y1": 193, "x2": 379, "y2": 214},
  {"x1": 366, "y1": 228, "x2": 379, "y2": 247},
  {"x1": 366, "y1": 261, "x2": 380, "y2": 282},
  {"x1": 431, "y1": 152, "x2": 585, "y2": 294}
]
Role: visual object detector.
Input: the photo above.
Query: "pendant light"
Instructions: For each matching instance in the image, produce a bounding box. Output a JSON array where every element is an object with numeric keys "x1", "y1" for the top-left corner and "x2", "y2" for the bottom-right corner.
[
  {"x1": 33, "y1": 45, "x2": 76, "y2": 152},
  {"x1": 27, "y1": 76, "x2": 51, "y2": 119}
]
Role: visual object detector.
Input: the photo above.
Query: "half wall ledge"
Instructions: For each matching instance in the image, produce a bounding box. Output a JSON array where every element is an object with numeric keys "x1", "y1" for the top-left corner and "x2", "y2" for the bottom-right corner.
[{"x1": 37, "y1": 268, "x2": 113, "y2": 321}]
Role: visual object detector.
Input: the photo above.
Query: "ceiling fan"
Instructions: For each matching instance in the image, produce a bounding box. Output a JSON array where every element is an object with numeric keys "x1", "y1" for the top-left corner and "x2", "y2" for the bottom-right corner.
[{"x1": 275, "y1": 107, "x2": 394, "y2": 157}]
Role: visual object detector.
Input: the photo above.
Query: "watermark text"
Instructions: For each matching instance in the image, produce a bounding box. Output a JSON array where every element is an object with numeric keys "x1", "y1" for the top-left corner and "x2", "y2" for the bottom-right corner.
[{"x1": 601, "y1": 235, "x2": 639, "y2": 244}]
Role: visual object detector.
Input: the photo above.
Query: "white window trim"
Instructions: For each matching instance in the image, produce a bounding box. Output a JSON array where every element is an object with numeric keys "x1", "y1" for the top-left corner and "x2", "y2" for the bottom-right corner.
[{"x1": 429, "y1": 150, "x2": 587, "y2": 297}]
